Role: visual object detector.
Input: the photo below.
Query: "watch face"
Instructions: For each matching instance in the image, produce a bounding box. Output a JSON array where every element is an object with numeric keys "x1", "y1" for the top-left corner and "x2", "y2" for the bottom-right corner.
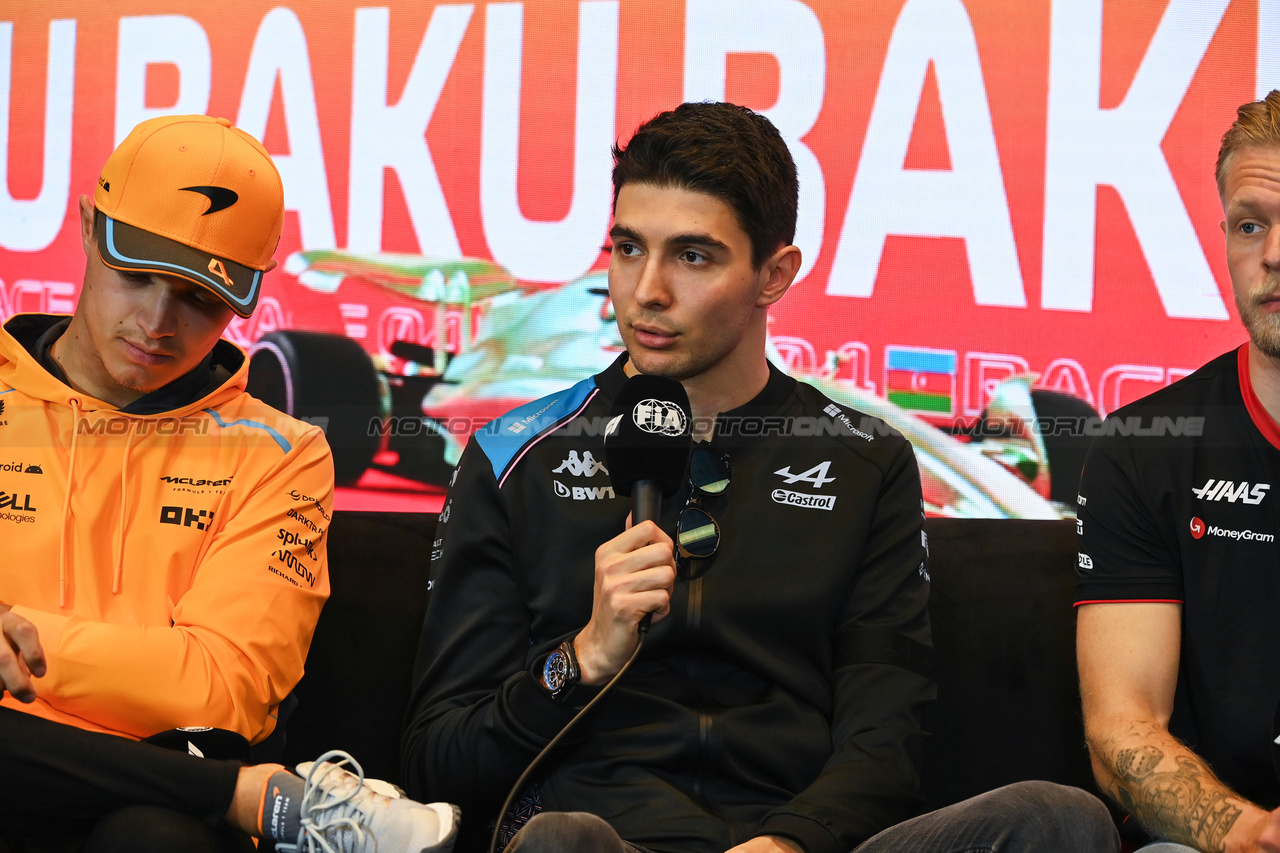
[{"x1": 544, "y1": 650, "x2": 570, "y2": 693}]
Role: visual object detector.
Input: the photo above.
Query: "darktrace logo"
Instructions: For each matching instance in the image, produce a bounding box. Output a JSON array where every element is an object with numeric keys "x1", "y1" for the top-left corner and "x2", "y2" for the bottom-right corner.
[
  {"x1": 160, "y1": 505, "x2": 215, "y2": 531},
  {"x1": 1190, "y1": 517, "x2": 1205, "y2": 539}
]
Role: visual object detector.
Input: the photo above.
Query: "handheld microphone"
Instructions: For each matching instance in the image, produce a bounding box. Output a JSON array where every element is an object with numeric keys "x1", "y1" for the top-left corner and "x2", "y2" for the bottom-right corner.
[{"x1": 604, "y1": 374, "x2": 693, "y2": 632}]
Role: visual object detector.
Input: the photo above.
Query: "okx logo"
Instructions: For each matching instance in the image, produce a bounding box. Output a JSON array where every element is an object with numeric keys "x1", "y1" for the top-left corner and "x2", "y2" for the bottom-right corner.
[{"x1": 160, "y1": 505, "x2": 215, "y2": 531}]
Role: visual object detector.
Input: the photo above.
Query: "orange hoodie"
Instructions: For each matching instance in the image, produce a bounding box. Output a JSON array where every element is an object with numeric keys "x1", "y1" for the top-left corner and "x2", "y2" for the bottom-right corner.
[{"x1": 0, "y1": 314, "x2": 333, "y2": 744}]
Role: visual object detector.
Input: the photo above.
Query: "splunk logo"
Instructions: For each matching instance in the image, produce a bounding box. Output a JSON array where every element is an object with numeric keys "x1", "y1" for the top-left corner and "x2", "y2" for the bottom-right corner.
[
  {"x1": 1192, "y1": 479, "x2": 1270, "y2": 505},
  {"x1": 1190, "y1": 516, "x2": 1274, "y2": 543}
]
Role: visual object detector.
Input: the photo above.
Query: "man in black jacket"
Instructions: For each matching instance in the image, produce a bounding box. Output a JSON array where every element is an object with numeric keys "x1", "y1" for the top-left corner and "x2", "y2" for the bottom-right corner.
[{"x1": 403, "y1": 101, "x2": 1116, "y2": 853}]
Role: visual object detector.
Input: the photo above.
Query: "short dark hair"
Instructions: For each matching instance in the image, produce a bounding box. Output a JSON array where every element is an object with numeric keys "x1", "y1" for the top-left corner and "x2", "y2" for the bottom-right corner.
[
  {"x1": 611, "y1": 102, "x2": 798, "y2": 269},
  {"x1": 1217, "y1": 90, "x2": 1280, "y2": 197}
]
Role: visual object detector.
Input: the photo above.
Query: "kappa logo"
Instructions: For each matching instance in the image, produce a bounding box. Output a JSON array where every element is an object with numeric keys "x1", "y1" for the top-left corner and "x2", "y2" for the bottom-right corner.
[
  {"x1": 553, "y1": 450, "x2": 608, "y2": 478},
  {"x1": 1191, "y1": 479, "x2": 1270, "y2": 505},
  {"x1": 774, "y1": 461, "x2": 836, "y2": 488},
  {"x1": 553, "y1": 480, "x2": 616, "y2": 501}
]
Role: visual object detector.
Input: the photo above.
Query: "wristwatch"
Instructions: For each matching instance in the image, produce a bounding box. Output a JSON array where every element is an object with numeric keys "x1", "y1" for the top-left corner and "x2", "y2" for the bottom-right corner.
[{"x1": 541, "y1": 638, "x2": 581, "y2": 699}]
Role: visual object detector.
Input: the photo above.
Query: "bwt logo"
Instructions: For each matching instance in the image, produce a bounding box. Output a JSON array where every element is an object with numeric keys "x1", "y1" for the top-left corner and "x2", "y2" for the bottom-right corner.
[
  {"x1": 632, "y1": 399, "x2": 688, "y2": 436},
  {"x1": 553, "y1": 481, "x2": 616, "y2": 501},
  {"x1": 1191, "y1": 479, "x2": 1270, "y2": 505},
  {"x1": 160, "y1": 506, "x2": 215, "y2": 531}
]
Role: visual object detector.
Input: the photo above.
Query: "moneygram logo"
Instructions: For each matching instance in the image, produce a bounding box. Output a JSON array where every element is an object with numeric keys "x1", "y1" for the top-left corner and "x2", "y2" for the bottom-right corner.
[{"x1": 1192, "y1": 516, "x2": 1274, "y2": 543}]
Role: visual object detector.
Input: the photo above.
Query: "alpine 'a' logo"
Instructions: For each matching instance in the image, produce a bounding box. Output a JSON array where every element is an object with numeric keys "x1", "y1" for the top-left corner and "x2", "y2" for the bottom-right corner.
[
  {"x1": 1191, "y1": 479, "x2": 1270, "y2": 505},
  {"x1": 181, "y1": 185, "x2": 239, "y2": 215},
  {"x1": 774, "y1": 461, "x2": 836, "y2": 488}
]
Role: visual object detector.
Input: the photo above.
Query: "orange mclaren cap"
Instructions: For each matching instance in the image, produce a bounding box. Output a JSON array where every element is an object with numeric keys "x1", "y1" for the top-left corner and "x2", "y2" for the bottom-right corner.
[{"x1": 93, "y1": 115, "x2": 285, "y2": 318}]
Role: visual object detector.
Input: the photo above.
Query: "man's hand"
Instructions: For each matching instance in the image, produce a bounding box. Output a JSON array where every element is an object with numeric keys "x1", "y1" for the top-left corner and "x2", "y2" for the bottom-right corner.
[
  {"x1": 0, "y1": 603, "x2": 46, "y2": 703},
  {"x1": 1223, "y1": 804, "x2": 1280, "y2": 853},
  {"x1": 725, "y1": 837, "x2": 803, "y2": 853},
  {"x1": 574, "y1": 519, "x2": 676, "y2": 685}
]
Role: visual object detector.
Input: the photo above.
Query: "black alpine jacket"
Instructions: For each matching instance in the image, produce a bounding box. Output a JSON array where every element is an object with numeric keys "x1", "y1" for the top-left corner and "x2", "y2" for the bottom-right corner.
[{"x1": 403, "y1": 356, "x2": 934, "y2": 853}]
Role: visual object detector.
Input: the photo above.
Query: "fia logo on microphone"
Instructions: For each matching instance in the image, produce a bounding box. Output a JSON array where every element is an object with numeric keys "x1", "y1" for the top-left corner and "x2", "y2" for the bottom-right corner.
[{"x1": 633, "y1": 399, "x2": 688, "y2": 436}]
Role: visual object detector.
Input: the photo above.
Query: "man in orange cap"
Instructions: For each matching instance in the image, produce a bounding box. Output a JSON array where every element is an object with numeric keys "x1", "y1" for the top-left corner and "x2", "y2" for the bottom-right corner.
[{"x1": 0, "y1": 116, "x2": 457, "y2": 853}]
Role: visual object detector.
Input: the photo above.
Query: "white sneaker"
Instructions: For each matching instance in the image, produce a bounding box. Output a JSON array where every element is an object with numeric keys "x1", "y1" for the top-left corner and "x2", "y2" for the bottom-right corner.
[{"x1": 276, "y1": 749, "x2": 459, "y2": 853}]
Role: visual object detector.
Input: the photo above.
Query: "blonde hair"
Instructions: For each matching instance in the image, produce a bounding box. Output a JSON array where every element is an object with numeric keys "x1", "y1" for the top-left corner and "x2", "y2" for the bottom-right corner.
[{"x1": 1217, "y1": 90, "x2": 1280, "y2": 197}]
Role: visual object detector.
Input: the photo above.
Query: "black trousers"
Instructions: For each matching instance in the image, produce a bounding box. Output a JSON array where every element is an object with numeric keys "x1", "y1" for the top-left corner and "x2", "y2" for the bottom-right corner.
[{"x1": 0, "y1": 706, "x2": 250, "y2": 852}]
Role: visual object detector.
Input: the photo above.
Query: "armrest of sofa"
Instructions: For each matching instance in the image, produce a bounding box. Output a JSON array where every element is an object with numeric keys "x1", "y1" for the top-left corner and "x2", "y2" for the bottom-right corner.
[{"x1": 921, "y1": 518, "x2": 1095, "y2": 809}]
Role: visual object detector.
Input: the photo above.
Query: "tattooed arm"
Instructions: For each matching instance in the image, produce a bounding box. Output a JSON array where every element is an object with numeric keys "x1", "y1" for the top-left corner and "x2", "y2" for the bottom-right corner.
[{"x1": 1078, "y1": 602, "x2": 1280, "y2": 853}]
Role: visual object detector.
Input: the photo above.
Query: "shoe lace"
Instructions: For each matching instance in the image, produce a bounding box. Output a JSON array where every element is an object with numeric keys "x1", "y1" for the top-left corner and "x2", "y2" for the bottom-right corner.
[{"x1": 276, "y1": 749, "x2": 381, "y2": 853}]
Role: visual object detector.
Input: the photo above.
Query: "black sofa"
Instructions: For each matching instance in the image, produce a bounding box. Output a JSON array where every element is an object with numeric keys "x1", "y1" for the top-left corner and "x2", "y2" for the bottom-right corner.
[{"x1": 283, "y1": 512, "x2": 1096, "y2": 815}]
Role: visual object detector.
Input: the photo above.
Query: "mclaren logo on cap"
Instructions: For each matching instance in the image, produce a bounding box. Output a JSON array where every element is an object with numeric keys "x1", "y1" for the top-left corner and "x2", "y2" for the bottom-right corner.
[{"x1": 181, "y1": 185, "x2": 239, "y2": 215}]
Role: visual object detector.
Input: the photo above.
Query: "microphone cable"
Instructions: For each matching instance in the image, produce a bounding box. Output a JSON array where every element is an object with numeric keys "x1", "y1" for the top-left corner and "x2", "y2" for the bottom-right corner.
[{"x1": 487, "y1": 626, "x2": 649, "y2": 853}]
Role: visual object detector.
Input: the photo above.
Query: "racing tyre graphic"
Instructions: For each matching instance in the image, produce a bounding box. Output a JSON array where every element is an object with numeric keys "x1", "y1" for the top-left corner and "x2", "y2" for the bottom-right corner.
[{"x1": 248, "y1": 331, "x2": 384, "y2": 486}]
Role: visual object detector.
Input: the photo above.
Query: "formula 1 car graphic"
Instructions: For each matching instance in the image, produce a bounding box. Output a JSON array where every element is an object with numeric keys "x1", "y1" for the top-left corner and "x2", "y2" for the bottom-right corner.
[{"x1": 248, "y1": 251, "x2": 1096, "y2": 519}]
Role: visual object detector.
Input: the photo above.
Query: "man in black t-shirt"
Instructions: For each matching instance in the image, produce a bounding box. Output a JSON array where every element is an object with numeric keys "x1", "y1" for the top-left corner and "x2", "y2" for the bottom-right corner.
[{"x1": 1077, "y1": 90, "x2": 1280, "y2": 853}]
